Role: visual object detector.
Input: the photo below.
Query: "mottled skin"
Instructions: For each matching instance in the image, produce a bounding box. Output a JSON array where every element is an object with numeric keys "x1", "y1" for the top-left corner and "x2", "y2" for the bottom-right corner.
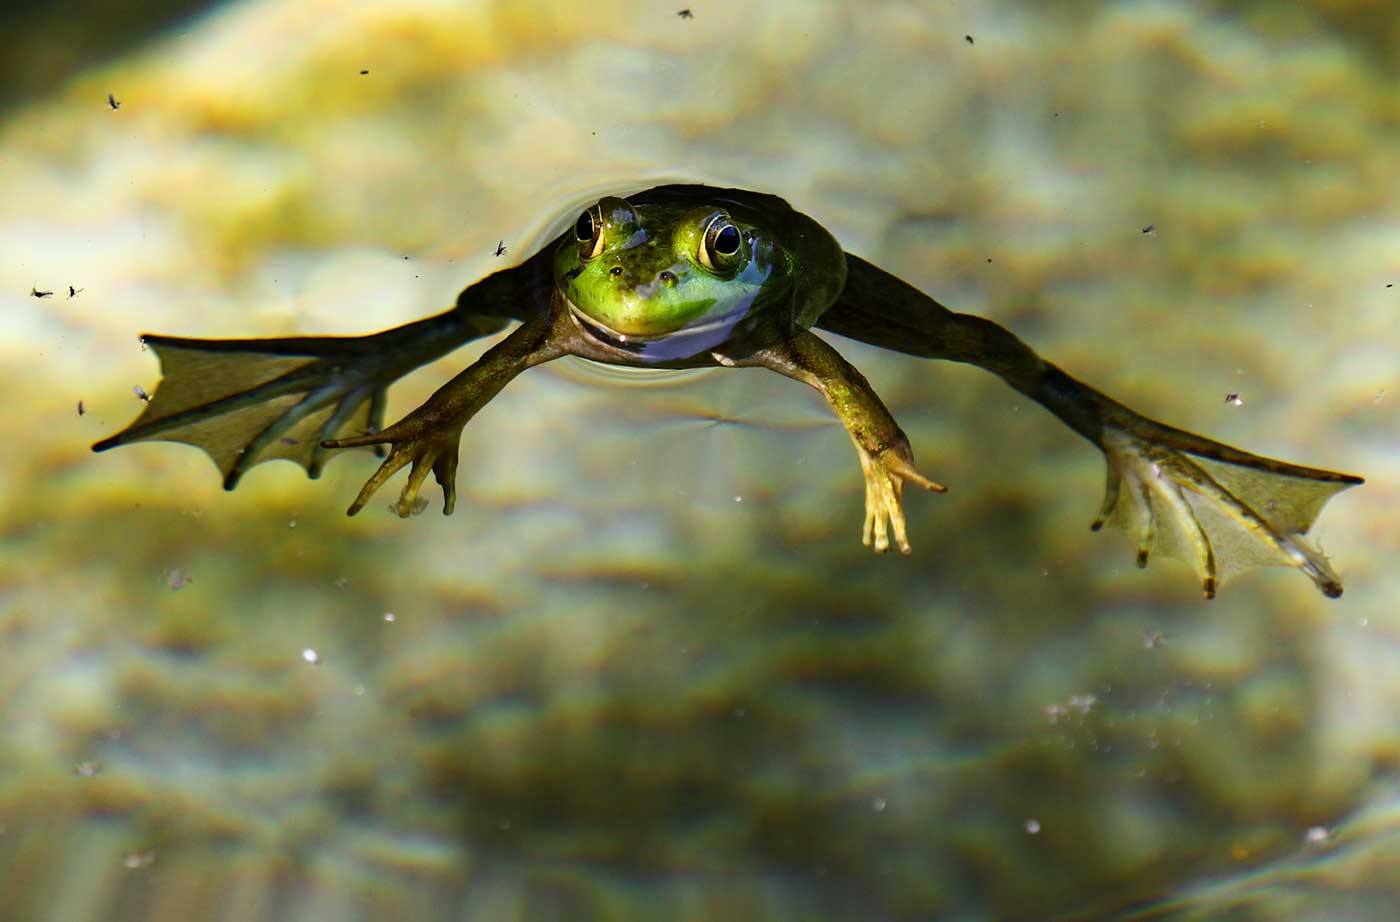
[{"x1": 95, "y1": 185, "x2": 1361, "y2": 597}]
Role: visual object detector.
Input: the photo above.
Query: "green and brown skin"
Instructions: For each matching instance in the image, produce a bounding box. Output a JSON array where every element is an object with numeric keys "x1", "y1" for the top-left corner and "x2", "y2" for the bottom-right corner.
[{"x1": 94, "y1": 184, "x2": 1362, "y2": 598}]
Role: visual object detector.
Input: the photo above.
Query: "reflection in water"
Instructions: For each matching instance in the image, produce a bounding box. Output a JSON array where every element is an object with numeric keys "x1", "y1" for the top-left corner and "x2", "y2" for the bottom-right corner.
[{"x1": 0, "y1": 1, "x2": 1395, "y2": 920}]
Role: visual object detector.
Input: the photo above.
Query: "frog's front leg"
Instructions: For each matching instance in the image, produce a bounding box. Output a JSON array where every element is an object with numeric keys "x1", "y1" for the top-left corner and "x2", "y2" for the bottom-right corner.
[
  {"x1": 323, "y1": 311, "x2": 565, "y2": 517},
  {"x1": 733, "y1": 332, "x2": 945, "y2": 553}
]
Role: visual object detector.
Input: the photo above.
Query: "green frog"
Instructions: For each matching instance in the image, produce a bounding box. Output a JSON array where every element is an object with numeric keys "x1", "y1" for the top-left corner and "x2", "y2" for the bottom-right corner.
[{"x1": 94, "y1": 185, "x2": 1361, "y2": 598}]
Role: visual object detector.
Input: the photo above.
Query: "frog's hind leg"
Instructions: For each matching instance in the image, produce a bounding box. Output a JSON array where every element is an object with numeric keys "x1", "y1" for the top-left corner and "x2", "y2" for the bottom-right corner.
[
  {"x1": 817, "y1": 254, "x2": 1361, "y2": 597},
  {"x1": 93, "y1": 309, "x2": 509, "y2": 489}
]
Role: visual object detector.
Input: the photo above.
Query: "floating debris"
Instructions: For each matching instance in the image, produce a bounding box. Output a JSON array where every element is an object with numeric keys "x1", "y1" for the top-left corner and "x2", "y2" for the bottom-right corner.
[
  {"x1": 677, "y1": 8, "x2": 693, "y2": 19},
  {"x1": 1224, "y1": 392, "x2": 1243, "y2": 406},
  {"x1": 123, "y1": 851, "x2": 156, "y2": 870},
  {"x1": 166, "y1": 569, "x2": 192, "y2": 591},
  {"x1": 1068, "y1": 694, "x2": 1097, "y2": 714},
  {"x1": 1141, "y1": 223, "x2": 1156, "y2": 235},
  {"x1": 30, "y1": 287, "x2": 53, "y2": 298}
]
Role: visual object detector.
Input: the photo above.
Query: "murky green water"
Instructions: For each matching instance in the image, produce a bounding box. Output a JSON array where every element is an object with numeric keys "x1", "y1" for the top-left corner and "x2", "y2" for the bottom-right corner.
[{"x1": 2, "y1": 1, "x2": 1396, "y2": 919}]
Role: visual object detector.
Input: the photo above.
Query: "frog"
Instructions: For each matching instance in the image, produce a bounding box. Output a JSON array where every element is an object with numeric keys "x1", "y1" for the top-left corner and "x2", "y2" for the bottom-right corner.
[{"x1": 93, "y1": 184, "x2": 1361, "y2": 598}]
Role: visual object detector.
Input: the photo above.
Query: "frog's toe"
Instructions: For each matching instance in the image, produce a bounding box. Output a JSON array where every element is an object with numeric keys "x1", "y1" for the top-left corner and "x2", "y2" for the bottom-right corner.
[
  {"x1": 393, "y1": 453, "x2": 441, "y2": 518},
  {"x1": 343, "y1": 449, "x2": 412, "y2": 517},
  {"x1": 433, "y1": 450, "x2": 460, "y2": 516}
]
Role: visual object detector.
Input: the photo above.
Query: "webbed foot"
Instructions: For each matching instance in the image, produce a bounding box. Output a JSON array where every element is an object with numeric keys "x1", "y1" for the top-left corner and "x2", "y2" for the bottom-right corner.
[
  {"x1": 91, "y1": 309, "x2": 492, "y2": 488},
  {"x1": 853, "y1": 437, "x2": 947, "y2": 554},
  {"x1": 1091, "y1": 425, "x2": 1360, "y2": 598},
  {"x1": 91, "y1": 334, "x2": 394, "y2": 487},
  {"x1": 322, "y1": 419, "x2": 464, "y2": 518}
]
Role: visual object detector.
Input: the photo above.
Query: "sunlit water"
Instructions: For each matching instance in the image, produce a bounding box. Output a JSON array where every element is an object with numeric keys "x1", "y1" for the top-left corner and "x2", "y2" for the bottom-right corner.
[{"x1": 1, "y1": 2, "x2": 1397, "y2": 920}]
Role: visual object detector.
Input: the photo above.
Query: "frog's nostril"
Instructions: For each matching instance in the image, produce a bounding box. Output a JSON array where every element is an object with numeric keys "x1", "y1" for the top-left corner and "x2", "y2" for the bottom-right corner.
[{"x1": 658, "y1": 270, "x2": 677, "y2": 287}]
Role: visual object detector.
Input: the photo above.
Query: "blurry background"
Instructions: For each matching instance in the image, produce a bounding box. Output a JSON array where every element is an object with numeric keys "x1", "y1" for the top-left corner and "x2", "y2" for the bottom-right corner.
[{"x1": 1, "y1": 1, "x2": 1396, "y2": 919}]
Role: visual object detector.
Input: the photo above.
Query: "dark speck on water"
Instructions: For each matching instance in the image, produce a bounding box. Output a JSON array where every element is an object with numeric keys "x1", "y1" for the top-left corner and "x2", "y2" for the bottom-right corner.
[
  {"x1": 31, "y1": 287, "x2": 53, "y2": 298},
  {"x1": 107, "y1": 93, "x2": 120, "y2": 110}
]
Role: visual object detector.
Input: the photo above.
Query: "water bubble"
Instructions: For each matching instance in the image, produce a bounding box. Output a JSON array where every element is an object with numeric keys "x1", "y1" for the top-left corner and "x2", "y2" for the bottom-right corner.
[
  {"x1": 301, "y1": 648, "x2": 320, "y2": 665},
  {"x1": 872, "y1": 797, "x2": 887, "y2": 813},
  {"x1": 383, "y1": 612, "x2": 396, "y2": 623},
  {"x1": 1024, "y1": 818, "x2": 1041, "y2": 835}
]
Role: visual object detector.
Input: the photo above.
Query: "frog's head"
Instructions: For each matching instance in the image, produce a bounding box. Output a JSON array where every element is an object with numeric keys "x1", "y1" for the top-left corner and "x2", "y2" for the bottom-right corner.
[{"x1": 554, "y1": 194, "x2": 794, "y2": 360}]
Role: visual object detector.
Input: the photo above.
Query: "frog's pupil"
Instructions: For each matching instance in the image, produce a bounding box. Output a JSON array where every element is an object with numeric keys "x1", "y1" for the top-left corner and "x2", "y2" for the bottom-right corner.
[
  {"x1": 715, "y1": 223, "x2": 741, "y2": 255},
  {"x1": 575, "y1": 211, "x2": 594, "y2": 243}
]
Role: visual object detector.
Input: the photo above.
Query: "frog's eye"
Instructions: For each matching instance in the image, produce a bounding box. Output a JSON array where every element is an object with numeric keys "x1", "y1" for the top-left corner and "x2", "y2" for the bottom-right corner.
[
  {"x1": 574, "y1": 205, "x2": 606, "y2": 260},
  {"x1": 698, "y1": 212, "x2": 745, "y2": 272}
]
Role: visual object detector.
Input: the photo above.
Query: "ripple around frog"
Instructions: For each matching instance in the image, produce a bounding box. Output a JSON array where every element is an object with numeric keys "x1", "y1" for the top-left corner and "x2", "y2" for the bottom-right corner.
[{"x1": 551, "y1": 354, "x2": 716, "y2": 387}]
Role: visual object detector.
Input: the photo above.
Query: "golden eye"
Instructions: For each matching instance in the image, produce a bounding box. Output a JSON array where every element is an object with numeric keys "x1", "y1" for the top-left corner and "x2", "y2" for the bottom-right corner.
[
  {"x1": 575, "y1": 205, "x2": 605, "y2": 260},
  {"x1": 698, "y1": 212, "x2": 744, "y2": 271}
]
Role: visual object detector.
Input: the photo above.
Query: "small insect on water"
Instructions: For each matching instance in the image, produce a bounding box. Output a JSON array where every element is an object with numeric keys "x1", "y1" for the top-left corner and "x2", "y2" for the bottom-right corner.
[
  {"x1": 134, "y1": 385, "x2": 151, "y2": 402},
  {"x1": 494, "y1": 240, "x2": 508, "y2": 257},
  {"x1": 31, "y1": 287, "x2": 53, "y2": 298},
  {"x1": 677, "y1": 8, "x2": 693, "y2": 19},
  {"x1": 108, "y1": 93, "x2": 121, "y2": 110},
  {"x1": 69, "y1": 286, "x2": 83, "y2": 298},
  {"x1": 77, "y1": 400, "x2": 85, "y2": 417}
]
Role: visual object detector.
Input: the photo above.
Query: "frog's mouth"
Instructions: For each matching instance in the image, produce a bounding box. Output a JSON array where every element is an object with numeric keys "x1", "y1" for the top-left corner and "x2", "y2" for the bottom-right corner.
[{"x1": 565, "y1": 296, "x2": 749, "y2": 351}]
